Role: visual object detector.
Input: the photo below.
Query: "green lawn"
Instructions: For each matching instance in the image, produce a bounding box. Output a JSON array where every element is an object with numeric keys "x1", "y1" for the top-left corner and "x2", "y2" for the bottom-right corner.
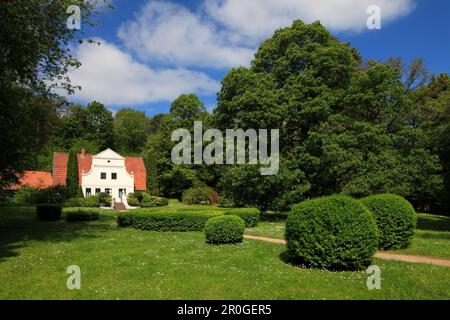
[{"x1": 0, "y1": 206, "x2": 449, "y2": 299}]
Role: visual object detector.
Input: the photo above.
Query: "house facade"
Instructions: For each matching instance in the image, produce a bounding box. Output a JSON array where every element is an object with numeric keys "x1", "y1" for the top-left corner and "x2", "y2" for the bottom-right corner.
[{"x1": 53, "y1": 148, "x2": 146, "y2": 202}]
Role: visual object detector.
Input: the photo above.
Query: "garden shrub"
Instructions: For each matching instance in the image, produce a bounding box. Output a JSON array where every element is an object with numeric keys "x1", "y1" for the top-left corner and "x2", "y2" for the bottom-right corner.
[
  {"x1": 79, "y1": 195, "x2": 100, "y2": 208},
  {"x1": 260, "y1": 212, "x2": 288, "y2": 222},
  {"x1": 126, "y1": 193, "x2": 140, "y2": 207},
  {"x1": 182, "y1": 186, "x2": 219, "y2": 205},
  {"x1": 36, "y1": 186, "x2": 66, "y2": 204},
  {"x1": 217, "y1": 196, "x2": 235, "y2": 208},
  {"x1": 14, "y1": 186, "x2": 66, "y2": 205},
  {"x1": 224, "y1": 208, "x2": 260, "y2": 227},
  {"x1": 14, "y1": 186, "x2": 39, "y2": 204},
  {"x1": 285, "y1": 195, "x2": 378, "y2": 270},
  {"x1": 140, "y1": 193, "x2": 169, "y2": 207},
  {"x1": 36, "y1": 204, "x2": 62, "y2": 221},
  {"x1": 66, "y1": 209, "x2": 99, "y2": 222},
  {"x1": 98, "y1": 192, "x2": 112, "y2": 206},
  {"x1": 117, "y1": 210, "x2": 222, "y2": 232},
  {"x1": 205, "y1": 215, "x2": 245, "y2": 244},
  {"x1": 361, "y1": 194, "x2": 417, "y2": 250},
  {"x1": 64, "y1": 197, "x2": 81, "y2": 207}
]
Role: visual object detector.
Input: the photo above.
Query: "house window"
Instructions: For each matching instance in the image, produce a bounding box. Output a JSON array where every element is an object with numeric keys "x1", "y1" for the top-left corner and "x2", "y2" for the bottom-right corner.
[
  {"x1": 111, "y1": 173, "x2": 117, "y2": 180},
  {"x1": 85, "y1": 188, "x2": 91, "y2": 196},
  {"x1": 95, "y1": 188, "x2": 101, "y2": 194},
  {"x1": 101, "y1": 172, "x2": 106, "y2": 179},
  {"x1": 105, "y1": 188, "x2": 111, "y2": 195}
]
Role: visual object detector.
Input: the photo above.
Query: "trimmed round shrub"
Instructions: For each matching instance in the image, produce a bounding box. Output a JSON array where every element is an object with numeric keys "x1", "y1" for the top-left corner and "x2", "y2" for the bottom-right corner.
[
  {"x1": 66, "y1": 209, "x2": 99, "y2": 222},
  {"x1": 182, "y1": 186, "x2": 219, "y2": 205},
  {"x1": 285, "y1": 195, "x2": 378, "y2": 270},
  {"x1": 224, "y1": 208, "x2": 260, "y2": 227},
  {"x1": 118, "y1": 211, "x2": 222, "y2": 232},
  {"x1": 14, "y1": 186, "x2": 39, "y2": 204},
  {"x1": 36, "y1": 204, "x2": 62, "y2": 221},
  {"x1": 361, "y1": 194, "x2": 417, "y2": 250},
  {"x1": 205, "y1": 215, "x2": 245, "y2": 244}
]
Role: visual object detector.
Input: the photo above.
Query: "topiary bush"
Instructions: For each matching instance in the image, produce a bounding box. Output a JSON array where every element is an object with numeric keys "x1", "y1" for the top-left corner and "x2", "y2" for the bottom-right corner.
[
  {"x1": 224, "y1": 208, "x2": 260, "y2": 227},
  {"x1": 205, "y1": 215, "x2": 245, "y2": 244},
  {"x1": 36, "y1": 204, "x2": 62, "y2": 221},
  {"x1": 361, "y1": 194, "x2": 417, "y2": 250},
  {"x1": 182, "y1": 186, "x2": 219, "y2": 205},
  {"x1": 66, "y1": 209, "x2": 99, "y2": 222},
  {"x1": 117, "y1": 211, "x2": 222, "y2": 232},
  {"x1": 285, "y1": 195, "x2": 378, "y2": 270}
]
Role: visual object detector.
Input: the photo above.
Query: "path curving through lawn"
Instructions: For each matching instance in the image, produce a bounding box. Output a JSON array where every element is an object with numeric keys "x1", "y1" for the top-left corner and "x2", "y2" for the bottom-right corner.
[{"x1": 243, "y1": 234, "x2": 450, "y2": 267}]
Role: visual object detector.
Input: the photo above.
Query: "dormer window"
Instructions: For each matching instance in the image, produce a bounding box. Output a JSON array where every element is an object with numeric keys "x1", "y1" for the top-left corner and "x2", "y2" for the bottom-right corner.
[{"x1": 101, "y1": 172, "x2": 106, "y2": 179}]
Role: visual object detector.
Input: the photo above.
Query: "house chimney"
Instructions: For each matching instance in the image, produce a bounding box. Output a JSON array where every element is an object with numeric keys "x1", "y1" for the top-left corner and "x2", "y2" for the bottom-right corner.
[{"x1": 81, "y1": 148, "x2": 85, "y2": 158}]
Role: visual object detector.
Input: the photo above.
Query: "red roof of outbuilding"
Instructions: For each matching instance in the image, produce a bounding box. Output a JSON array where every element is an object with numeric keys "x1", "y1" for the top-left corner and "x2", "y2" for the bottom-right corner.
[
  {"x1": 7, "y1": 171, "x2": 53, "y2": 190},
  {"x1": 52, "y1": 151, "x2": 146, "y2": 191}
]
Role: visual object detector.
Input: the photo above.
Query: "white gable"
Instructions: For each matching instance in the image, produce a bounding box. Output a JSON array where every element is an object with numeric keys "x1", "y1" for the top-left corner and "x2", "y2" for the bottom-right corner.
[{"x1": 93, "y1": 148, "x2": 125, "y2": 160}]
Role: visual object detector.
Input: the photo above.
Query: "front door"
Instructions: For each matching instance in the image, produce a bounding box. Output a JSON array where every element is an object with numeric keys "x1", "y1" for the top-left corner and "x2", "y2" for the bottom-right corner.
[{"x1": 119, "y1": 188, "x2": 126, "y2": 201}]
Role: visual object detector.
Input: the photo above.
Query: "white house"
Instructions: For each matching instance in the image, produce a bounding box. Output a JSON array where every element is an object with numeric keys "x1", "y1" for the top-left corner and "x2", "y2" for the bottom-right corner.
[
  {"x1": 53, "y1": 148, "x2": 147, "y2": 206},
  {"x1": 81, "y1": 149, "x2": 136, "y2": 201}
]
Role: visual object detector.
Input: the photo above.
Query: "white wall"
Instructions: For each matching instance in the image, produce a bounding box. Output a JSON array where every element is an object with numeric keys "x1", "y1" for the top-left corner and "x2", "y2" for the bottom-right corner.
[{"x1": 81, "y1": 149, "x2": 134, "y2": 202}]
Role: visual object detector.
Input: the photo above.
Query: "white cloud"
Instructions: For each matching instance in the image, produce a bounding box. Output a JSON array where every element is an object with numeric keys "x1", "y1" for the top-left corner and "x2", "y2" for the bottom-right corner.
[
  {"x1": 205, "y1": 0, "x2": 415, "y2": 45},
  {"x1": 117, "y1": 1, "x2": 254, "y2": 69},
  {"x1": 117, "y1": 0, "x2": 415, "y2": 69},
  {"x1": 67, "y1": 39, "x2": 220, "y2": 105}
]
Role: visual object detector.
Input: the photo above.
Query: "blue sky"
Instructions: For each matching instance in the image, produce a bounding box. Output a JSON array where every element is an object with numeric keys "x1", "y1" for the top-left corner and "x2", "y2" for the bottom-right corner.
[{"x1": 67, "y1": 0, "x2": 450, "y2": 116}]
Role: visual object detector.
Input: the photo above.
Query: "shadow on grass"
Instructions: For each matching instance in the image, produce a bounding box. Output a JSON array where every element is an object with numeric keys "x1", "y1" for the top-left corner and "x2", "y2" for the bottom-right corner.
[
  {"x1": 0, "y1": 207, "x2": 117, "y2": 262},
  {"x1": 417, "y1": 215, "x2": 450, "y2": 232},
  {"x1": 416, "y1": 231, "x2": 450, "y2": 241}
]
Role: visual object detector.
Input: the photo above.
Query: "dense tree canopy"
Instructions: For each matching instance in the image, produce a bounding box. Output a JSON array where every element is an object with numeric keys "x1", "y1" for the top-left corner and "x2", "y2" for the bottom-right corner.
[
  {"x1": 114, "y1": 109, "x2": 150, "y2": 154},
  {"x1": 0, "y1": 0, "x2": 107, "y2": 185}
]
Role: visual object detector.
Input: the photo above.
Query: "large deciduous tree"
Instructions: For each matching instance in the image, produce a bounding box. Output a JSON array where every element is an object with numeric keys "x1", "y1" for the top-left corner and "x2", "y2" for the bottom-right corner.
[
  {"x1": 114, "y1": 108, "x2": 150, "y2": 154},
  {"x1": 85, "y1": 101, "x2": 115, "y2": 150},
  {"x1": 0, "y1": 0, "x2": 108, "y2": 185},
  {"x1": 213, "y1": 20, "x2": 443, "y2": 211}
]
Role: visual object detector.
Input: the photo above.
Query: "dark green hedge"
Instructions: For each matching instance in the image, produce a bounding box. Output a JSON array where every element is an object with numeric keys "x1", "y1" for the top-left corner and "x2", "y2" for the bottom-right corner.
[
  {"x1": 117, "y1": 211, "x2": 222, "y2": 232},
  {"x1": 361, "y1": 194, "x2": 416, "y2": 250},
  {"x1": 205, "y1": 215, "x2": 245, "y2": 244},
  {"x1": 66, "y1": 209, "x2": 99, "y2": 222},
  {"x1": 36, "y1": 204, "x2": 62, "y2": 221},
  {"x1": 285, "y1": 195, "x2": 378, "y2": 270},
  {"x1": 224, "y1": 208, "x2": 260, "y2": 227}
]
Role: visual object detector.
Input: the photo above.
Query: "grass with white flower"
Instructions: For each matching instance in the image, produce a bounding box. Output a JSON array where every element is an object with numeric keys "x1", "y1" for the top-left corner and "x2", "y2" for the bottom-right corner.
[{"x1": 0, "y1": 205, "x2": 449, "y2": 299}]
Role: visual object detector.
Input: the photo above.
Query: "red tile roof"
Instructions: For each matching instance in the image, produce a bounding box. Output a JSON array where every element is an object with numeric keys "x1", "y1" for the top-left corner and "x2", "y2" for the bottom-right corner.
[
  {"x1": 125, "y1": 157, "x2": 147, "y2": 191},
  {"x1": 52, "y1": 152, "x2": 146, "y2": 191},
  {"x1": 7, "y1": 171, "x2": 53, "y2": 190},
  {"x1": 52, "y1": 152, "x2": 68, "y2": 186}
]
